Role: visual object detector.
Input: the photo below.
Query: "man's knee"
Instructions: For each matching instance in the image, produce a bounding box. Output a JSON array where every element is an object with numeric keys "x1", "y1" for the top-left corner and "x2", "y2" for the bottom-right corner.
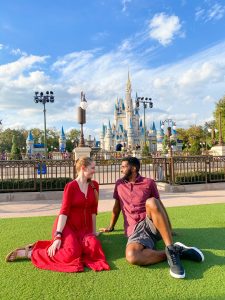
[
  {"x1": 146, "y1": 197, "x2": 160, "y2": 212},
  {"x1": 126, "y1": 249, "x2": 141, "y2": 265}
]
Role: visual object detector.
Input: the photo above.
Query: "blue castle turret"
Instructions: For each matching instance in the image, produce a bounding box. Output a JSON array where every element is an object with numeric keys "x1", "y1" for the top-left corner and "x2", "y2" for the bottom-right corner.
[
  {"x1": 59, "y1": 126, "x2": 66, "y2": 152},
  {"x1": 26, "y1": 130, "x2": 34, "y2": 156},
  {"x1": 157, "y1": 121, "x2": 164, "y2": 143}
]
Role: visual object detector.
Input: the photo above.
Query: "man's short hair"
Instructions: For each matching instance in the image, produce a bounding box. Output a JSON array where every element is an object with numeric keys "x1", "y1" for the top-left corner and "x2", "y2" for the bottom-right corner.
[{"x1": 122, "y1": 157, "x2": 140, "y2": 173}]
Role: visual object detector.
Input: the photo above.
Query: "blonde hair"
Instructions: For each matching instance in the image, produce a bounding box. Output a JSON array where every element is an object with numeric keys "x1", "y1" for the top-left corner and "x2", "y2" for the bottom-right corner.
[{"x1": 75, "y1": 157, "x2": 93, "y2": 173}]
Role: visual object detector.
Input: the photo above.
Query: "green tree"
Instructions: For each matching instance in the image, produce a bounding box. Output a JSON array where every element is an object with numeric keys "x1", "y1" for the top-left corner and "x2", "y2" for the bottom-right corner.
[
  {"x1": 66, "y1": 129, "x2": 80, "y2": 152},
  {"x1": 141, "y1": 144, "x2": 149, "y2": 157},
  {"x1": 47, "y1": 127, "x2": 60, "y2": 151},
  {"x1": 187, "y1": 125, "x2": 203, "y2": 155},
  {"x1": 10, "y1": 135, "x2": 22, "y2": 160},
  {"x1": 0, "y1": 129, "x2": 26, "y2": 154},
  {"x1": 176, "y1": 128, "x2": 189, "y2": 150},
  {"x1": 213, "y1": 95, "x2": 225, "y2": 143},
  {"x1": 203, "y1": 121, "x2": 217, "y2": 148},
  {"x1": 162, "y1": 135, "x2": 168, "y2": 154}
]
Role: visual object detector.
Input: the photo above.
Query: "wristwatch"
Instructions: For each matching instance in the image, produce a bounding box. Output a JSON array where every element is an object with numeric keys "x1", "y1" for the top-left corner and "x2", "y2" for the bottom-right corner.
[{"x1": 55, "y1": 231, "x2": 62, "y2": 236}]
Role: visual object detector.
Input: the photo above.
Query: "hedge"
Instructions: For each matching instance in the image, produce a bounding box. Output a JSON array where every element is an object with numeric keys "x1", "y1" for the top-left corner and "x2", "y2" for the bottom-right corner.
[
  {"x1": 175, "y1": 171, "x2": 225, "y2": 185},
  {"x1": 0, "y1": 177, "x2": 73, "y2": 192}
]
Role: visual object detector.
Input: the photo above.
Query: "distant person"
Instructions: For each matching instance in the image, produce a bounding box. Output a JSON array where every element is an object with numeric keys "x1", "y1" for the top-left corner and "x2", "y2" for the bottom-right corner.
[
  {"x1": 100, "y1": 157, "x2": 204, "y2": 279},
  {"x1": 6, "y1": 157, "x2": 110, "y2": 273},
  {"x1": 135, "y1": 144, "x2": 140, "y2": 150},
  {"x1": 116, "y1": 143, "x2": 123, "y2": 151}
]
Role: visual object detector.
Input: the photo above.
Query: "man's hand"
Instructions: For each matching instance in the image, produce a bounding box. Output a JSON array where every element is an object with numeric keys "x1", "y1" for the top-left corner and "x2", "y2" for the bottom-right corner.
[
  {"x1": 47, "y1": 240, "x2": 61, "y2": 257},
  {"x1": 99, "y1": 226, "x2": 114, "y2": 233}
]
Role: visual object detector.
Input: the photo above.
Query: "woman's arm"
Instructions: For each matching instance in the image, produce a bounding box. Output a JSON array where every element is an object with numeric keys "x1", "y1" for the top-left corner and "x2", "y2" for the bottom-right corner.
[
  {"x1": 56, "y1": 214, "x2": 67, "y2": 233},
  {"x1": 47, "y1": 214, "x2": 67, "y2": 257}
]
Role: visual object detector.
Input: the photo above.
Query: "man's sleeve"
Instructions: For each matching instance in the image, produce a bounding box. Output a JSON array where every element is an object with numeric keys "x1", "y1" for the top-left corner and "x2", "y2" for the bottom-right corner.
[{"x1": 150, "y1": 180, "x2": 160, "y2": 200}]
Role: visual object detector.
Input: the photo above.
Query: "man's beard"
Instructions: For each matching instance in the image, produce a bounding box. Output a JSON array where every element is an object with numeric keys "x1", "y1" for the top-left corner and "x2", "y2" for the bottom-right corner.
[{"x1": 122, "y1": 168, "x2": 132, "y2": 181}]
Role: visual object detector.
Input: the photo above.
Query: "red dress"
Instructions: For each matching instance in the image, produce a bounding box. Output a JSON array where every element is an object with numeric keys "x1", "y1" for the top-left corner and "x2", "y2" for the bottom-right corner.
[{"x1": 31, "y1": 180, "x2": 110, "y2": 272}]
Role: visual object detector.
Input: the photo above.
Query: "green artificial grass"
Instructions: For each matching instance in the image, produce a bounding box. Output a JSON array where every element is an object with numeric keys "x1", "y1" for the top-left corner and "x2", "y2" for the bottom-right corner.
[{"x1": 1, "y1": 204, "x2": 225, "y2": 300}]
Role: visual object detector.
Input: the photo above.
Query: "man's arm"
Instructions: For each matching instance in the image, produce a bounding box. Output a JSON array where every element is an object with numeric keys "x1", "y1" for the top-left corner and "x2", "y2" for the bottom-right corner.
[{"x1": 99, "y1": 199, "x2": 121, "y2": 232}]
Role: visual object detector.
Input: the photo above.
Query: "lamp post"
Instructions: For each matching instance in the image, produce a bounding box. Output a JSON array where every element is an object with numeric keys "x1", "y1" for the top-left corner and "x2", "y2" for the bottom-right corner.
[
  {"x1": 34, "y1": 91, "x2": 55, "y2": 158},
  {"x1": 135, "y1": 96, "x2": 153, "y2": 146},
  {"x1": 161, "y1": 119, "x2": 176, "y2": 157},
  {"x1": 77, "y1": 91, "x2": 88, "y2": 147},
  {"x1": 218, "y1": 109, "x2": 223, "y2": 146}
]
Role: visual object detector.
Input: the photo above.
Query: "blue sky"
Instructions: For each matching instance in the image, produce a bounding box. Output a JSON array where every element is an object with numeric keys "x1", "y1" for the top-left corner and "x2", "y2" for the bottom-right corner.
[{"x1": 1, "y1": 0, "x2": 225, "y2": 139}]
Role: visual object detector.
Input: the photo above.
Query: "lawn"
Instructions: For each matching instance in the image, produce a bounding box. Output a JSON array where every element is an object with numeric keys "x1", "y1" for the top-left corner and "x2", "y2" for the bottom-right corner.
[{"x1": 1, "y1": 203, "x2": 225, "y2": 300}]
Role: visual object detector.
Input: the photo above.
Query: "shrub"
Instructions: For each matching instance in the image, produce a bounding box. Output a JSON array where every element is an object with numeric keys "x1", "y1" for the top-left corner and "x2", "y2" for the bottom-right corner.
[
  {"x1": 175, "y1": 171, "x2": 225, "y2": 184},
  {"x1": 0, "y1": 177, "x2": 73, "y2": 192}
]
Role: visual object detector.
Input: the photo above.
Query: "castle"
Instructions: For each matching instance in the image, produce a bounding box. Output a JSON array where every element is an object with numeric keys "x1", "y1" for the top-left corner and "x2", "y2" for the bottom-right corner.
[
  {"x1": 100, "y1": 74, "x2": 182, "y2": 153},
  {"x1": 26, "y1": 126, "x2": 66, "y2": 157}
]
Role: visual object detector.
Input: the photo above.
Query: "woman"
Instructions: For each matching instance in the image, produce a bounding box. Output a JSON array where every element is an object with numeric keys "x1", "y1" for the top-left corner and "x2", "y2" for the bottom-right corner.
[{"x1": 6, "y1": 157, "x2": 110, "y2": 272}]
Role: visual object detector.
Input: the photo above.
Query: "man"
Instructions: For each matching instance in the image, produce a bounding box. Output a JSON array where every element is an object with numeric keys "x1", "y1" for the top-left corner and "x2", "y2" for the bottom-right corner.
[{"x1": 100, "y1": 157, "x2": 204, "y2": 279}]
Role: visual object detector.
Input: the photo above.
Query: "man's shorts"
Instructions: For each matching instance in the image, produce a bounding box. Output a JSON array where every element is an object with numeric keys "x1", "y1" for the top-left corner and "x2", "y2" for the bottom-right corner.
[{"x1": 127, "y1": 217, "x2": 162, "y2": 249}]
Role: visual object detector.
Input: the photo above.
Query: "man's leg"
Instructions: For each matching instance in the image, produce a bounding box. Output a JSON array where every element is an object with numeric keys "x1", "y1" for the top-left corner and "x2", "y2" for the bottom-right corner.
[
  {"x1": 146, "y1": 197, "x2": 185, "y2": 279},
  {"x1": 146, "y1": 197, "x2": 172, "y2": 246},
  {"x1": 126, "y1": 242, "x2": 166, "y2": 266}
]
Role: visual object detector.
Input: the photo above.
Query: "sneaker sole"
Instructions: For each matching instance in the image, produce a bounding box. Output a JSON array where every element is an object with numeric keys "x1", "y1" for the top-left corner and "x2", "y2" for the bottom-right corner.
[
  {"x1": 174, "y1": 242, "x2": 204, "y2": 262},
  {"x1": 170, "y1": 269, "x2": 185, "y2": 279}
]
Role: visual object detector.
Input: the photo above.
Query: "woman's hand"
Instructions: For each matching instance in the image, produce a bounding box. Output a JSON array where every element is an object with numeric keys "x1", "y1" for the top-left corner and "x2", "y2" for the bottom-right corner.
[
  {"x1": 47, "y1": 239, "x2": 61, "y2": 257},
  {"x1": 94, "y1": 232, "x2": 101, "y2": 237}
]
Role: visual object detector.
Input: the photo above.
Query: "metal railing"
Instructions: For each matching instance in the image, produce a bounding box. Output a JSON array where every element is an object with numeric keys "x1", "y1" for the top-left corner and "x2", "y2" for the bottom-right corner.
[
  {"x1": 1, "y1": 155, "x2": 225, "y2": 192},
  {"x1": 0, "y1": 160, "x2": 75, "y2": 192}
]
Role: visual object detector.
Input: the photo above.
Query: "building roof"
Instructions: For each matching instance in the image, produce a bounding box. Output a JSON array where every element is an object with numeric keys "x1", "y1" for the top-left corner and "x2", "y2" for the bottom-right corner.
[
  {"x1": 27, "y1": 130, "x2": 34, "y2": 141},
  {"x1": 61, "y1": 126, "x2": 65, "y2": 138}
]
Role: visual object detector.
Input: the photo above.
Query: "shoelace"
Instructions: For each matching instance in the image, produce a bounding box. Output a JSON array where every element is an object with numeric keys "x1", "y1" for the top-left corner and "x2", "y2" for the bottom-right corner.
[
  {"x1": 175, "y1": 245, "x2": 184, "y2": 255},
  {"x1": 169, "y1": 250, "x2": 179, "y2": 265}
]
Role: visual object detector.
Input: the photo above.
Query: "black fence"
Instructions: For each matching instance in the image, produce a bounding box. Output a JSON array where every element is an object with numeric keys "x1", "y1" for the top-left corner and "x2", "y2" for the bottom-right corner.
[
  {"x1": 0, "y1": 155, "x2": 225, "y2": 192},
  {"x1": 0, "y1": 160, "x2": 75, "y2": 192}
]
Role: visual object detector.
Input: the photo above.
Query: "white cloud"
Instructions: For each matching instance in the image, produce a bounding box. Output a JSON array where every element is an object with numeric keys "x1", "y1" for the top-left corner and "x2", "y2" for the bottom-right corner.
[
  {"x1": 152, "y1": 77, "x2": 171, "y2": 89},
  {"x1": 149, "y1": 13, "x2": 182, "y2": 46},
  {"x1": 10, "y1": 48, "x2": 27, "y2": 56},
  {"x1": 0, "y1": 55, "x2": 49, "y2": 79},
  {"x1": 202, "y1": 95, "x2": 216, "y2": 103},
  {"x1": 177, "y1": 62, "x2": 224, "y2": 87},
  {"x1": 118, "y1": 39, "x2": 133, "y2": 51},
  {"x1": 1, "y1": 33, "x2": 225, "y2": 137},
  {"x1": 121, "y1": 0, "x2": 132, "y2": 12},
  {"x1": 91, "y1": 31, "x2": 109, "y2": 41},
  {"x1": 52, "y1": 50, "x2": 96, "y2": 77},
  {"x1": 10, "y1": 71, "x2": 50, "y2": 89},
  {"x1": 195, "y1": 3, "x2": 225, "y2": 22}
]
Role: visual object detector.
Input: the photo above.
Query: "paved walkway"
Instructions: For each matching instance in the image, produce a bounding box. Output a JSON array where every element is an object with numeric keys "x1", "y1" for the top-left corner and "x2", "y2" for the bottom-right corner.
[{"x1": 1, "y1": 184, "x2": 225, "y2": 219}]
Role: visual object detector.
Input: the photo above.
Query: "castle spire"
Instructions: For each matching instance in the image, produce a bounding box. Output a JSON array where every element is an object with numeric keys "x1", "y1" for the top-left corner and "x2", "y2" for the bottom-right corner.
[
  {"x1": 59, "y1": 126, "x2": 66, "y2": 152},
  {"x1": 61, "y1": 126, "x2": 65, "y2": 138},
  {"x1": 126, "y1": 70, "x2": 132, "y2": 94},
  {"x1": 108, "y1": 120, "x2": 112, "y2": 131}
]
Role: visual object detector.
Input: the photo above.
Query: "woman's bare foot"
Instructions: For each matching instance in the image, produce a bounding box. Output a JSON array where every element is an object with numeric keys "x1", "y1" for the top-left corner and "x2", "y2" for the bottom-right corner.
[{"x1": 6, "y1": 244, "x2": 34, "y2": 262}]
